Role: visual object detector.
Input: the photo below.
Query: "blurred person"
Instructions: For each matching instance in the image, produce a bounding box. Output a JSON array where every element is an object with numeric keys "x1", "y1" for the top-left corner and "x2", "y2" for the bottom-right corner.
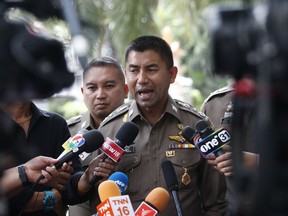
[
  {"x1": 0, "y1": 101, "x2": 82, "y2": 216},
  {"x1": 87, "y1": 35, "x2": 227, "y2": 215},
  {"x1": 67, "y1": 56, "x2": 128, "y2": 216},
  {"x1": 201, "y1": 83, "x2": 258, "y2": 216}
]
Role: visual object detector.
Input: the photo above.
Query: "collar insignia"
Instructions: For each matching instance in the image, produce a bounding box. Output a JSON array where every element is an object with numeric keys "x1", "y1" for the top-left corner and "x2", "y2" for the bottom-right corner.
[
  {"x1": 129, "y1": 109, "x2": 133, "y2": 117},
  {"x1": 123, "y1": 113, "x2": 128, "y2": 122},
  {"x1": 81, "y1": 121, "x2": 86, "y2": 129},
  {"x1": 172, "y1": 104, "x2": 178, "y2": 113}
]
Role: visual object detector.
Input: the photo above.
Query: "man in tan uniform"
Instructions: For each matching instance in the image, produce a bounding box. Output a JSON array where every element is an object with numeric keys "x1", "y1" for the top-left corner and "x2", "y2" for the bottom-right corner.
[
  {"x1": 67, "y1": 56, "x2": 128, "y2": 216},
  {"x1": 88, "y1": 36, "x2": 227, "y2": 216},
  {"x1": 201, "y1": 84, "x2": 258, "y2": 216}
]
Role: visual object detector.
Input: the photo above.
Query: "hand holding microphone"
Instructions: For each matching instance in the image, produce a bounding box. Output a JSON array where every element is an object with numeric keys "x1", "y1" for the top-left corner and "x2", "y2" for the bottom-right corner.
[
  {"x1": 90, "y1": 122, "x2": 139, "y2": 185},
  {"x1": 77, "y1": 153, "x2": 116, "y2": 195},
  {"x1": 54, "y1": 129, "x2": 105, "y2": 169},
  {"x1": 32, "y1": 129, "x2": 104, "y2": 193},
  {"x1": 183, "y1": 120, "x2": 231, "y2": 157}
]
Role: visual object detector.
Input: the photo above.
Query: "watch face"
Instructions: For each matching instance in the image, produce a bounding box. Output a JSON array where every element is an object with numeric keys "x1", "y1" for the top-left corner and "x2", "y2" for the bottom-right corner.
[{"x1": 46, "y1": 196, "x2": 56, "y2": 207}]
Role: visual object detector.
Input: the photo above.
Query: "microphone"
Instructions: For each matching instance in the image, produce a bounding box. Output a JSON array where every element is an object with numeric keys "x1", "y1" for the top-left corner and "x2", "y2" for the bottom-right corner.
[
  {"x1": 161, "y1": 160, "x2": 183, "y2": 216},
  {"x1": 108, "y1": 171, "x2": 128, "y2": 195},
  {"x1": 98, "y1": 180, "x2": 121, "y2": 202},
  {"x1": 135, "y1": 187, "x2": 170, "y2": 216},
  {"x1": 57, "y1": 129, "x2": 89, "y2": 160},
  {"x1": 182, "y1": 126, "x2": 196, "y2": 144},
  {"x1": 194, "y1": 120, "x2": 231, "y2": 157},
  {"x1": 54, "y1": 130, "x2": 104, "y2": 169},
  {"x1": 90, "y1": 122, "x2": 139, "y2": 184},
  {"x1": 96, "y1": 180, "x2": 134, "y2": 216},
  {"x1": 99, "y1": 121, "x2": 139, "y2": 161}
]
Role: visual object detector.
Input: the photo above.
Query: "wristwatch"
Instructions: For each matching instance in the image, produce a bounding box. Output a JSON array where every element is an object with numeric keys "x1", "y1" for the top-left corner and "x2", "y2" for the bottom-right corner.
[
  {"x1": 17, "y1": 164, "x2": 30, "y2": 187},
  {"x1": 42, "y1": 190, "x2": 57, "y2": 212}
]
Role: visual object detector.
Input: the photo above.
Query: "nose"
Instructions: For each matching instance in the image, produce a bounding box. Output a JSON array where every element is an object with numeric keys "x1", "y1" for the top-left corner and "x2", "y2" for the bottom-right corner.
[
  {"x1": 137, "y1": 69, "x2": 148, "y2": 85},
  {"x1": 96, "y1": 87, "x2": 106, "y2": 99}
]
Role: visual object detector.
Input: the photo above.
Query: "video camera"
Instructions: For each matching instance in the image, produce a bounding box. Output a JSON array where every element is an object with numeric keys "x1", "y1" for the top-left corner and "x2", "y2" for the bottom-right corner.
[
  {"x1": 208, "y1": 0, "x2": 288, "y2": 82},
  {"x1": 0, "y1": 0, "x2": 75, "y2": 102}
]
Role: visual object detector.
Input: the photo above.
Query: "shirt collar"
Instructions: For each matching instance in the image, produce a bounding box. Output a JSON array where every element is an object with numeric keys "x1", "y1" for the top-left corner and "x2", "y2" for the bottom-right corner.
[
  {"x1": 80, "y1": 111, "x2": 95, "y2": 130},
  {"x1": 127, "y1": 95, "x2": 181, "y2": 122}
]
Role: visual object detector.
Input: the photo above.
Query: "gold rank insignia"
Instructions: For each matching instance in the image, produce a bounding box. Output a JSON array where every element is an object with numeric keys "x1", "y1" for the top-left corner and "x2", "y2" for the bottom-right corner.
[
  {"x1": 168, "y1": 124, "x2": 196, "y2": 149},
  {"x1": 169, "y1": 124, "x2": 186, "y2": 143}
]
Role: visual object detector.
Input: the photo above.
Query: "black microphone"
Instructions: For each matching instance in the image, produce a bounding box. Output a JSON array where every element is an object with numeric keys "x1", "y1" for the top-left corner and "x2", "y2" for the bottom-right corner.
[
  {"x1": 161, "y1": 160, "x2": 183, "y2": 216},
  {"x1": 54, "y1": 130, "x2": 104, "y2": 169},
  {"x1": 196, "y1": 119, "x2": 213, "y2": 139},
  {"x1": 114, "y1": 121, "x2": 139, "y2": 149},
  {"x1": 182, "y1": 126, "x2": 196, "y2": 144},
  {"x1": 90, "y1": 122, "x2": 139, "y2": 184},
  {"x1": 194, "y1": 120, "x2": 231, "y2": 157}
]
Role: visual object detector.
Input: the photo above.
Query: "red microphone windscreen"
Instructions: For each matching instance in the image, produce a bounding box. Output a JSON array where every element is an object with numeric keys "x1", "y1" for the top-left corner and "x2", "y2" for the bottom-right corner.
[
  {"x1": 98, "y1": 180, "x2": 121, "y2": 202},
  {"x1": 145, "y1": 187, "x2": 170, "y2": 212}
]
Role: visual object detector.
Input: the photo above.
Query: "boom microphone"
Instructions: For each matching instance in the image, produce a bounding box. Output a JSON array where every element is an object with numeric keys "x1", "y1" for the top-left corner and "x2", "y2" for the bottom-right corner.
[
  {"x1": 135, "y1": 187, "x2": 170, "y2": 216},
  {"x1": 161, "y1": 160, "x2": 183, "y2": 216},
  {"x1": 194, "y1": 120, "x2": 231, "y2": 157},
  {"x1": 108, "y1": 171, "x2": 128, "y2": 195},
  {"x1": 54, "y1": 130, "x2": 104, "y2": 169}
]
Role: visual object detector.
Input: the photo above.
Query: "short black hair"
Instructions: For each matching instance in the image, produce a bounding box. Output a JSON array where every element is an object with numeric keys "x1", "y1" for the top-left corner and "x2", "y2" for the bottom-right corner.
[
  {"x1": 83, "y1": 56, "x2": 125, "y2": 83},
  {"x1": 125, "y1": 35, "x2": 174, "y2": 69}
]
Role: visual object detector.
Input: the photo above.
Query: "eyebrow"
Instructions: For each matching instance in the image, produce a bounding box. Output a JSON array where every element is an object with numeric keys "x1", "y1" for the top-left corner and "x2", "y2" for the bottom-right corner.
[
  {"x1": 85, "y1": 80, "x2": 117, "y2": 86},
  {"x1": 128, "y1": 63, "x2": 158, "y2": 68}
]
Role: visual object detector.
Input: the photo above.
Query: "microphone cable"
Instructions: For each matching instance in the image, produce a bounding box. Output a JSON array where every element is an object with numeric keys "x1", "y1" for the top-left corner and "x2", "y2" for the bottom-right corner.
[{"x1": 17, "y1": 174, "x2": 44, "y2": 216}]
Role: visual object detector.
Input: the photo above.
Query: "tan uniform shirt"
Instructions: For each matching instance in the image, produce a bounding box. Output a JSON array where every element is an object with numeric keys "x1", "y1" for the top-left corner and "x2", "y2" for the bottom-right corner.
[
  {"x1": 67, "y1": 111, "x2": 96, "y2": 167},
  {"x1": 90, "y1": 96, "x2": 227, "y2": 216},
  {"x1": 67, "y1": 112, "x2": 98, "y2": 216}
]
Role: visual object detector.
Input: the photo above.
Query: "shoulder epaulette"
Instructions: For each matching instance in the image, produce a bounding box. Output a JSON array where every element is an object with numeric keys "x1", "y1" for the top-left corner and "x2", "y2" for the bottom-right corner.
[
  {"x1": 66, "y1": 115, "x2": 81, "y2": 127},
  {"x1": 204, "y1": 85, "x2": 235, "y2": 104},
  {"x1": 101, "y1": 103, "x2": 131, "y2": 126},
  {"x1": 174, "y1": 99, "x2": 207, "y2": 119}
]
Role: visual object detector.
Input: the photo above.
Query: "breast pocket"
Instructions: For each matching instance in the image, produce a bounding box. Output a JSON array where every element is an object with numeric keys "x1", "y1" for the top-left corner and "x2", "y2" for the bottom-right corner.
[
  {"x1": 166, "y1": 149, "x2": 202, "y2": 189},
  {"x1": 116, "y1": 153, "x2": 141, "y2": 195}
]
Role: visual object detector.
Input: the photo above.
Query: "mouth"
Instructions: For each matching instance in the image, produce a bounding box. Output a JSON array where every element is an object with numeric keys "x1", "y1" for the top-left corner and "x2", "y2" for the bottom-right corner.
[
  {"x1": 95, "y1": 103, "x2": 108, "y2": 107},
  {"x1": 138, "y1": 89, "x2": 153, "y2": 100}
]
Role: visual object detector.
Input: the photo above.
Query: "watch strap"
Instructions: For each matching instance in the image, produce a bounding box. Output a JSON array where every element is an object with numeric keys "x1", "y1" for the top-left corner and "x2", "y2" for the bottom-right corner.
[
  {"x1": 17, "y1": 164, "x2": 30, "y2": 187},
  {"x1": 43, "y1": 190, "x2": 57, "y2": 212}
]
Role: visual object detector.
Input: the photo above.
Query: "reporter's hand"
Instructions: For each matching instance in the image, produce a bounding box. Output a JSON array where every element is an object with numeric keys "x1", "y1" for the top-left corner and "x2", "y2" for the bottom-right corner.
[
  {"x1": 46, "y1": 162, "x2": 74, "y2": 190},
  {"x1": 204, "y1": 145, "x2": 232, "y2": 176},
  {"x1": 25, "y1": 156, "x2": 58, "y2": 184},
  {"x1": 215, "y1": 151, "x2": 233, "y2": 176},
  {"x1": 77, "y1": 153, "x2": 116, "y2": 194}
]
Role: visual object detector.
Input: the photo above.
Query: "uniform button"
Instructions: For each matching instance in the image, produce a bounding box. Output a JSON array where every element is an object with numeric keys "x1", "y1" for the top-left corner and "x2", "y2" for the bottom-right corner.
[
  {"x1": 153, "y1": 178, "x2": 158, "y2": 183},
  {"x1": 182, "y1": 159, "x2": 187, "y2": 165},
  {"x1": 132, "y1": 157, "x2": 139, "y2": 164}
]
